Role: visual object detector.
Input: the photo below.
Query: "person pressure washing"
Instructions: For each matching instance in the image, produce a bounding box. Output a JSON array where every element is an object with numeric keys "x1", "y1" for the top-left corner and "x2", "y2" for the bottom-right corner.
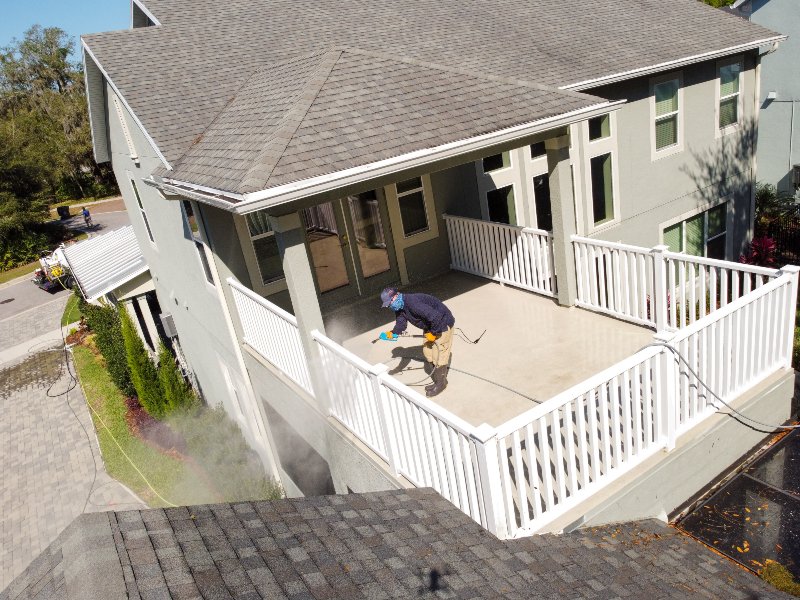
[{"x1": 379, "y1": 287, "x2": 454, "y2": 397}]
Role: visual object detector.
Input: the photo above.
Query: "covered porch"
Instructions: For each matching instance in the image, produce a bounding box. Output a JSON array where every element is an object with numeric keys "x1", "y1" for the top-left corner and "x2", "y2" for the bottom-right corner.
[{"x1": 323, "y1": 271, "x2": 653, "y2": 427}]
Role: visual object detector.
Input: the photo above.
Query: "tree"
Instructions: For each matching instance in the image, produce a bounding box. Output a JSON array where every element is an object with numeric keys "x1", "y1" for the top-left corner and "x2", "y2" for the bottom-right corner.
[
  {"x1": 157, "y1": 341, "x2": 197, "y2": 413},
  {"x1": 120, "y1": 307, "x2": 165, "y2": 418}
]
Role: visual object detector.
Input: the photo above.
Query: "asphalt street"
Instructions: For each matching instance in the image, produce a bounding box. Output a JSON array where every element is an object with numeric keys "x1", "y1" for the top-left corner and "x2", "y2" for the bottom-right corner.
[{"x1": 0, "y1": 207, "x2": 130, "y2": 322}]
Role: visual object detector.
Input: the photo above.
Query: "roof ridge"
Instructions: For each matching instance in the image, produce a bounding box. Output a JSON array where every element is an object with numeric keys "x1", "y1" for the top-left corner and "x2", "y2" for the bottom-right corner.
[
  {"x1": 334, "y1": 45, "x2": 596, "y2": 101},
  {"x1": 238, "y1": 49, "x2": 343, "y2": 193}
]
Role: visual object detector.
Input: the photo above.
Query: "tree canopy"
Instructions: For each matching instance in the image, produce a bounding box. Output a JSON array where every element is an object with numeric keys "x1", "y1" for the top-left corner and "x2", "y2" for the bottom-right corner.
[{"x1": 0, "y1": 26, "x2": 117, "y2": 270}]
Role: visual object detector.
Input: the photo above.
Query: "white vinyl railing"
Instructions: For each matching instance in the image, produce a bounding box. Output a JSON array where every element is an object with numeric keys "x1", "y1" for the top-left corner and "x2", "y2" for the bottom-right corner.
[
  {"x1": 444, "y1": 214, "x2": 556, "y2": 298},
  {"x1": 572, "y1": 236, "x2": 782, "y2": 332},
  {"x1": 667, "y1": 271, "x2": 797, "y2": 436},
  {"x1": 573, "y1": 237, "x2": 656, "y2": 327},
  {"x1": 229, "y1": 278, "x2": 314, "y2": 395}
]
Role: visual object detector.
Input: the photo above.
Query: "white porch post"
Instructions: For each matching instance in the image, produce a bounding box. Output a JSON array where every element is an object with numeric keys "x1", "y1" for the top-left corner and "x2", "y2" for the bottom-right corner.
[
  {"x1": 270, "y1": 213, "x2": 328, "y2": 406},
  {"x1": 782, "y1": 265, "x2": 800, "y2": 369},
  {"x1": 650, "y1": 245, "x2": 669, "y2": 333},
  {"x1": 136, "y1": 295, "x2": 161, "y2": 350},
  {"x1": 471, "y1": 423, "x2": 509, "y2": 539},
  {"x1": 546, "y1": 135, "x2": 578, "y2": 306},
  {"x1": 654, "y1": 332, "x2": 677, "y2": 451}
]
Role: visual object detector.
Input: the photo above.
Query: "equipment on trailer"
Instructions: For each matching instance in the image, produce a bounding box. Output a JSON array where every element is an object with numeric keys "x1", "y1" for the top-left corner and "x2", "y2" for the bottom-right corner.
[{"x1": 32, "y1": 246, "x2": 73, "y2": 292}]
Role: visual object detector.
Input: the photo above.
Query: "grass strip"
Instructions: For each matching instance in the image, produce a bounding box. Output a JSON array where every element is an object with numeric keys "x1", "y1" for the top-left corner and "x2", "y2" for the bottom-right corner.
[
  {"x1": 72, "y1": 344, "x2": 218, "y2": 507},
  {"x1": 0, "y1": 260, "x2": 38, "y2": 285},
  {"x1": 61, "y1": 293, "x2": 84, "y2": 327}
]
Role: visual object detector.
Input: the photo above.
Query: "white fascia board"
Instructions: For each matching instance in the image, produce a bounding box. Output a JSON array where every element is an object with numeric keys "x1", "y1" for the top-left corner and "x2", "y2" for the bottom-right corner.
[
  {"x1": 561, "y1": 36, "x2": 786, "y2": 91},
  {"x1": 80, "y1": 40, "x2": 172, "y2": 170},
  {"x1": 82, "y1": 49, "x2": 108, "y2": 164},
  {"x1": 161, "y1": 99, "x2": 624, "y2": 215},
  {"x1": 131, "y1": 0, "x2": 162, "y2": 26}
]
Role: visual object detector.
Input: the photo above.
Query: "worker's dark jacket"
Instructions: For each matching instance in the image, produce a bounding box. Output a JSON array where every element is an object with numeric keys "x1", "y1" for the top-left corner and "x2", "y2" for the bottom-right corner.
[{"x1": 391, "y1": 293, "x2": 454, "y2": 336}]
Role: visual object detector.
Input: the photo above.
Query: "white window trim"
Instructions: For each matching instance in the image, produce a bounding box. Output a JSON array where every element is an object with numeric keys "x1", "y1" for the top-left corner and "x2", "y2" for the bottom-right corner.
[
  {"x1": 234, "y1": 214, "x2": 288, "y2": 297},
  {"x1": 475, "y1": 148, "x2": 526, "y2": 224},
  {"x1": 716, "y1": 56, "x2": 743, "y2": 138},
  {"x1": 127, "y1": 172, "x2": 156, "y2": 247},
  {"x1": 580, "y1": 113, "x2": 620, "y2": 234},
  {"x1": 659, "y1": 195, "x2": 734, "y2": 260},
  {"x1": 181, "y1": 200, "x2": 217, "y2": 289},
  {"x1": 385, "y1": 174, "x2": 439, "y2": 284},
  {"x1": 650, "y1": 72, "x2": 684, "y2": 160}
]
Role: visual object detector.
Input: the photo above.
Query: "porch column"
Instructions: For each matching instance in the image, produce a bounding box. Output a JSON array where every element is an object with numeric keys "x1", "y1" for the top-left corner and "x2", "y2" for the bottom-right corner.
[
  {"x1": 136, "y1": 295, "x2": 161, "y2": 350},
  {"x1": 270, "y1": 213, "x2": 327, "y2": 401},
  {"x1": 546, "y1": 134, "x2": 579, "y2": 307}
]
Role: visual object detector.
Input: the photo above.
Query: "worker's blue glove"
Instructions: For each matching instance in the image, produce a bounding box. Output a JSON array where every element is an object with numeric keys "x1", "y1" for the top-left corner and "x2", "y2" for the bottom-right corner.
[{"x1": 379, "y1": 331, "x2": 398, "y2": 342}]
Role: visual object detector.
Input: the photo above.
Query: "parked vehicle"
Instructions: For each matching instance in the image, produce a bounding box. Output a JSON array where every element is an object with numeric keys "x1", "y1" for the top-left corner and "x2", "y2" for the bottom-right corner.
[{"x1": 32, "y1": 246, "x2": 73, "y2": 292}]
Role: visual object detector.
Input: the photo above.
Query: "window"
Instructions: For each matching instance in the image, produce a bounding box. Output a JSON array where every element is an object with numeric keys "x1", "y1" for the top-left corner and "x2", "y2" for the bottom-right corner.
[
  {"x1": 590, "y1": 153, "x2": 614, "y2": 225},
  {"x1": 533, "y1": 174, "x2": 552, "y2": 231},
  {"x1": 654, "y1": 79, "x2": 680, "y2": 150},
  {"x1": 719, "y1": 61, "x2": 741, "y2": 129},
  {"x1": 182, "y1": 200, "x2": 215, "y2": 286},
  {"x1": 487, "y1": 185, "x2": 516, "y2": 224},
  {"x1": 663, "y1": 202, "x2": 727, "y2": 259},
  {"x1": 130, "y1": 178, "x2": 154, "y2": 243},
  {"x1": 588, "y1": 115, "x2": 611, "y2": 141},
  {"x1": 395, "y1": 177, "x2": 429, "y2": 237},
  {"x1": 246, "y1": 210, "x2": 283, "y2": 284},
  {"x1": 482, "y1": 151, "x2": 510, "y2": 173},
  {"x1": 530, "y1": 142, "x2": 546, "y2": 159}
]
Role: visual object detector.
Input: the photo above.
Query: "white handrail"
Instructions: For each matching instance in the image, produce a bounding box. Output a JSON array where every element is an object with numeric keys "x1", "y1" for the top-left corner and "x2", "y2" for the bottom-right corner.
[
  {"x1": 663, "y1": 250, "x2": 780, "y2": 277},
  {"x1": 571, "y1": 235, "x2": 649, "y2": 254}
]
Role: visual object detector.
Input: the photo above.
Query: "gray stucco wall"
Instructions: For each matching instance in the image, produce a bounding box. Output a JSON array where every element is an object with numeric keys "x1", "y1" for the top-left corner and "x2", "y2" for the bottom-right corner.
[
  {"x1": 585, "y1": 54, "x2": 758, "y2": 258},
  {"x1": 104, "y1": 84, "x2": 266, "y2": 459},
  {"x1": 748, "y1": 0, "x2": 800, "y2": 191}
]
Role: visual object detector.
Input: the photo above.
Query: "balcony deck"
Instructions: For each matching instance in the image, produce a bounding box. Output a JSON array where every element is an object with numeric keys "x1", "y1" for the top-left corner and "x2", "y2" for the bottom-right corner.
[{"x1": 322, "y1": 271, "x2": 654, "y2": 427}]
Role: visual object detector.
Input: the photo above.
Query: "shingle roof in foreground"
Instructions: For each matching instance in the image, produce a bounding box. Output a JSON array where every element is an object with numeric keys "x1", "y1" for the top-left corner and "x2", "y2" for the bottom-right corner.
[
  {"x1": 2, "y1": 488, "x2": 788, "y2": 599},
  {"x1": 82, "y1": 0, "x2": 781, "y2": 192}
]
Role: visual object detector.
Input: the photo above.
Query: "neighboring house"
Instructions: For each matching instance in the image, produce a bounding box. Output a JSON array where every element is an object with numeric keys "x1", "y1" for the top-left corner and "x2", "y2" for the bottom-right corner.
[
  {"x1": 730, "y1": 0, "x2": 800, "y2": 192},
  {"x1": 80, "y1": 0, "x2": 799, "y2": 538}
]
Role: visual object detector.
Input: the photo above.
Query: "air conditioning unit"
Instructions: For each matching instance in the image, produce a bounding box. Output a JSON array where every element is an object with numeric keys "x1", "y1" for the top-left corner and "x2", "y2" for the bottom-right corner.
[
  {"x1": 793, "y1": 164, "x2": 800, "y2": 190},
  {"x1": 159, "y1": 312, "x2": 178, "y2": 338}
]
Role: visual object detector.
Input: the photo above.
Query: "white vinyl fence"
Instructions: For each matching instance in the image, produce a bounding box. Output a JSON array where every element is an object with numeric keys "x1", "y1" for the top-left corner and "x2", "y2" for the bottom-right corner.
[
  {"x1": 444, "y1": 214, "x2": 556, "y2": 297},
  {"x1": 229, "y1": 278, "x2": 314, "y2": 395},
  {"x1": 572, "y1": 236, "x2": 782, "y2": 332}
]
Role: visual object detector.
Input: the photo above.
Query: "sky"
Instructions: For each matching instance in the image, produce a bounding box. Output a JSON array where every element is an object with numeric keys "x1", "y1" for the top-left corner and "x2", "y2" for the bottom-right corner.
[{"x1": 0, "y1": 0, "x2": 130, "y2": 56}]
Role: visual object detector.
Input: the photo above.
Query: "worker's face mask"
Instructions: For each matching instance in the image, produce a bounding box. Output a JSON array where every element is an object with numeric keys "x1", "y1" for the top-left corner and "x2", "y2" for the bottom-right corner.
[{"x1": 390, "y1": 294, "x2": 404, "y2": 311}]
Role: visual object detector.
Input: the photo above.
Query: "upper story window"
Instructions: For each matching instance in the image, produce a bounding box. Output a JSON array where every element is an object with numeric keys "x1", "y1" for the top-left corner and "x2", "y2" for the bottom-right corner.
[
  {"x1": 718, "y1": 60, "x2": 742, "y2": 130},
  {"x1": 530, "y1": 142, "x2": 546, "y2": 159},
  {"x1": 182, "y1": 200, "x2": 215, "y2": 286},
  {"x1": 130, "y1": 178, "x2": 154, "y2": 244},
  {"x1": 588, "y1": 115, "x2": 611, "y2": 141},
  {"x1": 654, "y1": 78, "x2": 680, "y2": 151},
  {"x1": 246, "y1": 211, "x2": 283, "y2": 285},
  {"x1": 590, "y1": 153, "x2": 614, "y2": 225},
  {"x1": 395, "y1": 177, "x2": 429, "y2": 237},
  {"x1": 482, "y1": 151, "x2": 511, "y2": 173}
]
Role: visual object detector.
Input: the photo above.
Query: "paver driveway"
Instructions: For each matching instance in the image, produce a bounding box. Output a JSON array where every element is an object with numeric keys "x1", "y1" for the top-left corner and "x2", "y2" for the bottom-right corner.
[{"x1": 0, "y1": 301, "x2": 145, "y2": 592}]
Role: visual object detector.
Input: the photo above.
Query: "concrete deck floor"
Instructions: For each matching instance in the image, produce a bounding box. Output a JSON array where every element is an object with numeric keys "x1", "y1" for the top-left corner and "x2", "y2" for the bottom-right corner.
[{"x1": 323, "y1": 272, "x2": 655, "y2": 428}]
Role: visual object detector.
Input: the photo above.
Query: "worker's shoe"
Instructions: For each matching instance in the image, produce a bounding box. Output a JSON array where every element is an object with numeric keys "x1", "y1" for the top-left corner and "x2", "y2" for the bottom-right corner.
[{"x1": 426, "y1": 367, "x2": 448, "y2": 397}]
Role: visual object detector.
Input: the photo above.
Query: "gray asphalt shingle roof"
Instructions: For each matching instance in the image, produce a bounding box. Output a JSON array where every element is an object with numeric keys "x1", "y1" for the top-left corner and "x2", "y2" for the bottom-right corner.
[
  {"x1": 168, "y1": 48, "x2": 604, "y2": 194},
  {"x1": 82, "y1": 0, "x2": 781, "y2": 194},
  {"x1": 2, "y1": 489, "x2": 789, "y2": 599}
]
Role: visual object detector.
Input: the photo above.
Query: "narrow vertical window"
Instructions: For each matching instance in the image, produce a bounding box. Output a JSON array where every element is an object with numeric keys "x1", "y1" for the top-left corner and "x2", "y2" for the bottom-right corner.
[
  {"x1": 130, "y1": 179, "x2": 154, "y2": 243},
  {"x1": 590, "y1": 153, "x2": 614, "y2": 225},
  {"x1": 486, "y1": 185, "x2": 516, "y2": 224},
  {"x1": 719, "y1": 62, "x2": 741, "y2": 129},
  {"x1": 654, "y1": 79, "x2": 679, "y2": 150},
  {"x1": 396, "y1": 177, "x2": 429, "y2": 237},
  {"x1": 182, "y1": 200, "x2": 215, "y2": 286},
  {"x1": 246, "y1": 210, "x2": 284, "y2": 284}
]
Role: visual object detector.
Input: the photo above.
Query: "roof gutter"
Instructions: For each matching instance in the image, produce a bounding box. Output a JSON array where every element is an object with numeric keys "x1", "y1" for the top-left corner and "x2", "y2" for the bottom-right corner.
[
  {"x1": 159, "y1": 99, "x2": 625, "y2": 215},
  {"x1": 561, "y1": 36, "x2": 786, "y2": 91}
]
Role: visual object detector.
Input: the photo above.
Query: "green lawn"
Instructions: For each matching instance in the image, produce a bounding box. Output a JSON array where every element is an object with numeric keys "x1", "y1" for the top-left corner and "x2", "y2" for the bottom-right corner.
[
  {"x1": 0, "y1": 260, "x2": 38, "y2": 285},
  {"x1": 73, "y1": 344, "x2": 219, "y2": 507},
  {"x1": 62, "y1": 293, "x2": 84, "y2": 327}
]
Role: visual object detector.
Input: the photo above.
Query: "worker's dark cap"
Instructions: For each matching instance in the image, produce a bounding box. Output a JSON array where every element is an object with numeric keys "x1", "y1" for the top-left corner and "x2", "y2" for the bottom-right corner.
[{"x1": 380, "y1": 287, "x2": 398, "y2": 308}]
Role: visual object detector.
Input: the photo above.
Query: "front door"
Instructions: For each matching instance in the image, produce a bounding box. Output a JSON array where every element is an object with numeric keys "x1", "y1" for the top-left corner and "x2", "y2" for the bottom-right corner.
[{"x1": 301, "y1": 189, "x2": 399, "y2": 309}]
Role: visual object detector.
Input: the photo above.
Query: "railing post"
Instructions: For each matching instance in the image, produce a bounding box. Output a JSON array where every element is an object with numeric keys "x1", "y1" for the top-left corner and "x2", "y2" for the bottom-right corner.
[
  {"x1": 369, "y1": 364, "x2": 400, "y2": 477},
  {"x1": 780, "y1": 265, "x2": 800, "y2": 369},
  {"x1": 470, "y1": 423, "x2": 509, "y2": 539},
  {"x1": 651, "y1": 245, "x2": 669, "y2": 333},
  {"x1": 654, "y1": 332, "x2": 677, "y2": 451}
]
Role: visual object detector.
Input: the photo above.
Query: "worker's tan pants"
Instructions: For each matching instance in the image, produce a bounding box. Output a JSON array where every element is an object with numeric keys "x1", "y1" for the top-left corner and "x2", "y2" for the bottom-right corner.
[{"x1": 423, "y1": 327, "x2": 453, "y2": 367}]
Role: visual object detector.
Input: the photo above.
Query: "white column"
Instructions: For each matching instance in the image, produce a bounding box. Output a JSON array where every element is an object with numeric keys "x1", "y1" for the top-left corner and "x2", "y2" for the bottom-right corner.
[
  {"x1": 136, "y1": 295, "x2": 161, "y2": 350},
  {"x1": 471, "y1": 423, "x2": 509, "y2": 539},
  {"x1": 546, "y1": 134, "x2": 578, "y2": 306}
]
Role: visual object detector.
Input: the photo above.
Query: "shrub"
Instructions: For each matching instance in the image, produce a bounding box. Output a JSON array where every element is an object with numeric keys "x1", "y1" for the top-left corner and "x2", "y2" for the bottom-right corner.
[
  {"x1": 120, "y1": 307, "x2": 165, "y2": 418},
  {"x1": 81, "y1": 299, "x2": 134, "y2": 397},
  {"x1": 170, "y1": 406, "x2": 283, "y2": 502},
  {"x1": 157, "y1": 341, "x2": 197, "y2": 413},
  {"x1": 740, "y1": 236, "x2": 777, "y2": 267}
]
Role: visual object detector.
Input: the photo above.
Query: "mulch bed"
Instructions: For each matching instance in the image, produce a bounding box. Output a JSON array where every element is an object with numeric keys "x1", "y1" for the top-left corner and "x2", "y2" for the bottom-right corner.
[{"x1": 124, "y1": 396, "x2": 187, "y2": 456}]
